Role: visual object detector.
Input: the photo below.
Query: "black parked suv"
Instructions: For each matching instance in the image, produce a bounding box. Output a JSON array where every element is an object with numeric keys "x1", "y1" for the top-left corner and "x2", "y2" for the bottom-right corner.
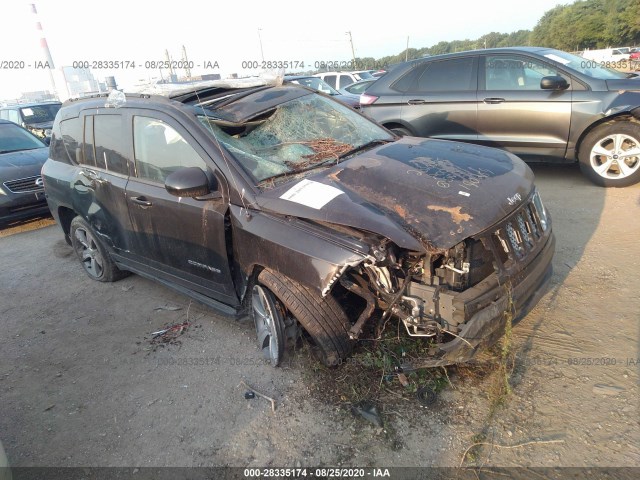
[
  {"x1": 360, "y1": 47, "x2": 640, "y2": 187},
  {"x1": 42, "y1": 83, "x2": 554, "y2": 367}
]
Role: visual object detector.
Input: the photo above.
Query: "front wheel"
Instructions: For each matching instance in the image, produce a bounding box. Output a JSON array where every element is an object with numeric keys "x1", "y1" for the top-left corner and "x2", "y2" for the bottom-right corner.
[
  {"x1": 579, "y1": 122, "x2": 640, "y2": 187},
  {"x1": 257, "y1": 269, "x2": 353, "y2": 367}
]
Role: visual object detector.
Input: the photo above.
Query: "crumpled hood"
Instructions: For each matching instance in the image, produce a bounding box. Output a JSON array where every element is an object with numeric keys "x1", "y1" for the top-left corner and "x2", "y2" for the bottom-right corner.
[
  {"x1": 256, "y1": 138, "x2": 535, "y2": 252},
  {"x1": 0, "y1": 148, "x2": 49, "y2": 180}
]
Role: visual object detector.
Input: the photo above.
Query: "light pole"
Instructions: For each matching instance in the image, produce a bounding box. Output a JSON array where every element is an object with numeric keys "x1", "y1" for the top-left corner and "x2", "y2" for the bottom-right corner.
[
  {"x1": 346, "y1": 31, "x2": 357, "y2": 69},
  {"x1": 257, "y1": 28, "x2": 265, "y2": 62}
]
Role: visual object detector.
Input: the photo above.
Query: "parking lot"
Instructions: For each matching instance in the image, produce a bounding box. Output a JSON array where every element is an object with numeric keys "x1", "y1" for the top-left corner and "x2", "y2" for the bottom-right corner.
[{"x1": 0, "y1": 163, "x2": 638, "y2": 468}]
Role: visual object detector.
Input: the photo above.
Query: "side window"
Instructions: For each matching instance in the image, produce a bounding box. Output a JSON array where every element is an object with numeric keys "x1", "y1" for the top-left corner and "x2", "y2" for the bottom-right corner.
[
  {"x1": 485, "y1": 55, "x2": 559, "y2": 90},
  {"x1": 391, "y1": 63, "x2": 427, "y2": 92},
  {"x1": 7, "y1": 109, "x2": 21, "y2": 124},
  {"x1": 59, "y1": 117, "x2": 82, "y2": 164},
  {"x1": 0, "y1": 110, "x2": 7, "y2": 120},
  {"x1": 82, "y1": 116, "x2": 96, "y2": 167},
  {"x1": 339, "y1": 75, "x2": 352, "y2": 89},
  {"x1": 94, "y1": 115, "x2": 128, "y2": 175},
  {"x1": 133, "y1": 116, "x2": 207, "y2": 183},
  {"x1": 323, "y1": 75, "x2": 337, "y2": 89},
  {"x1": 415, "y1": 58, "x2": 475, "y2": 92}
]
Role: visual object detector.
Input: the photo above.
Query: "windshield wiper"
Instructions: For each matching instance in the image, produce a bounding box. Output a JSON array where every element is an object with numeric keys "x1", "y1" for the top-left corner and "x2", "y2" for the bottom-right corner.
[
  {"x1": 337, "y1": 139, "x2": 392, "y2": 162},
  {"x1": 258, "y1": 157, "x2": 337, "y2": 186}
]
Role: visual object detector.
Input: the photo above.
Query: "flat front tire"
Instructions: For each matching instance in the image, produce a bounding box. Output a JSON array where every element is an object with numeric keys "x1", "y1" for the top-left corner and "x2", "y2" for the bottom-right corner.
[
  {"x1": 257, "y1": 269, "x2": 353, "y2": 367},
  {"x1": 579, "y1": 122, "x2": 640, "y2": 187},
  {"x1": 70, "y1": 216, "x2": 128, "y2": 282}
]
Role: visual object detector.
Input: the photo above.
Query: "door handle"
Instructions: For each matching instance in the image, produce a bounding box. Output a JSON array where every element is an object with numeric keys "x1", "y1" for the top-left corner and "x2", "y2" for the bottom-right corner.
[
  {"x1": 483, "y1": 97, "x2": 506, "y2": 104},
  {"x1": 131, "y1": 196, "x2": 153, "y2": 207},
  {"x1": 407, "y1": 99, "x2": 427, "y2": 105}
]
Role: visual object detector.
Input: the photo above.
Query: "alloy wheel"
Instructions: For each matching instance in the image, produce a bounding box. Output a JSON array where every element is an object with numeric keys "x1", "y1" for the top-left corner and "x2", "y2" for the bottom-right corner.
[
  {"x1": 73, "y1": 227, "x2": 105, "y2": 279},
  {"x1": 589, "y1": 133, "x2": 640, "y2": 180},
  {"x1": 251, "y1": 284, "x2": 285, "y2": 367}
]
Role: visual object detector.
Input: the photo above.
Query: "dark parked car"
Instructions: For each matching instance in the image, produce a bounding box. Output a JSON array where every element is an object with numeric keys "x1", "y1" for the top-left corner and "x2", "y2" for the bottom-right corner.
[
  {"x1": 284, "y1": 75, "x2": 360, "y2": 108},
  {"x1": 0, "y1": 120, "x2": 50, "y2": 225},
  {"x1": 42, "y1": 84, "x2": 554, "y2": 368},
  {"x1": 0, "y1": 102, "x2": 61, "y2": 139},
  {"x1": 360, "y1": 47, "x2": 640, "y2": 187}
]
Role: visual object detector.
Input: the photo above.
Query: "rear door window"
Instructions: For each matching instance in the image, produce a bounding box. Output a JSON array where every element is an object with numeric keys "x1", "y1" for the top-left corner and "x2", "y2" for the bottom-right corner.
[
  {"x1": 414, "y1": 58, "x2": 476, "y2": 92},
  {"x1": 82, "y1": 116, "x2": 96, "y2": 167},
  {"x1": 338, "y1": 75, "x2": 352, "y2": 89},
  {"x1": 93, "y1": 115, "x2": 128, "y2": 175},
  {"x1": 323, "y1": 75, "x2": 337, "y2": 88}
]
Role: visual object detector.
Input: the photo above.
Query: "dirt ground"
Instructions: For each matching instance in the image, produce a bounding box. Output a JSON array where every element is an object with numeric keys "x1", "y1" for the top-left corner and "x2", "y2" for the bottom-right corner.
[{"x1": 0, "y1": 163, "x2": 638, "y2": 470}]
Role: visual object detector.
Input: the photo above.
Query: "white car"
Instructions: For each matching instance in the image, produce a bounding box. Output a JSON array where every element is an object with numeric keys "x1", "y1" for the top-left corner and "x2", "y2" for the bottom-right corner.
[{"x1": 314, "y1": 70, "x2": 374, "y2": 89}]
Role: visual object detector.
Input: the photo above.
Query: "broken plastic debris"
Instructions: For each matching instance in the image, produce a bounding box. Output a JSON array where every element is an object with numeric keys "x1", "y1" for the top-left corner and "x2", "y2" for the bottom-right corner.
[
  {"x1": 150, "y1": 322, "x2": 191, "y2": 340},
  {"x1": 351, "y1": 401, "x2": 383, "y2": 427},
  {"x1": 397, "y1": 373, "x2": 410, "y2": 387},
  {"x1": 105, "y1": 90, "x2": 126, "y2": 108},
  {"x1": 154, "y1": 305, "x2": 182, "y2": 311}
]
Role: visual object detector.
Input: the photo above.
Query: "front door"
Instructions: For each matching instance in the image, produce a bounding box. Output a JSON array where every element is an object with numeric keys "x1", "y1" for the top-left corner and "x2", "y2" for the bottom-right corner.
[
  {"x1": 476, "y1": 54, "x2": 572, "y2": 160},
  {"x1": 124, "y1": 111, "x2": 238, "y2": 305}
]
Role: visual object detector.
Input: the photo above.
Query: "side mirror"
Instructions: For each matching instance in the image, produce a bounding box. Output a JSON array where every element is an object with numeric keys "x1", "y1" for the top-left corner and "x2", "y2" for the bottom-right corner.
[
  {"x1": 540, "y1": 75, "x2": 569, "y2": 90},
  {"x1": 164, "y1": 167, "x2": 214, "y2": 198}
]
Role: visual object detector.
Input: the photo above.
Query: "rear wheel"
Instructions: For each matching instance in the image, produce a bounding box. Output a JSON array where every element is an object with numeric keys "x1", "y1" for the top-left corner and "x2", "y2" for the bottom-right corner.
[
  {"x1": 257, "y1": 269, "x2": 353, "y2": 366},
  {"x1": 579, "y1": 122, "x2": 640, "y2": 187},
  {"x1": 70, "y1": 216, "x2": 128, "y2": 282}
]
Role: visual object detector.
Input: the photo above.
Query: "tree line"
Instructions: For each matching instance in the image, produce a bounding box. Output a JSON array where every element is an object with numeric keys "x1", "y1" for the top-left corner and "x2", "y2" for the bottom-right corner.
[{"x1": 353, "y1": 0, "x2": 640, "y2": 70}]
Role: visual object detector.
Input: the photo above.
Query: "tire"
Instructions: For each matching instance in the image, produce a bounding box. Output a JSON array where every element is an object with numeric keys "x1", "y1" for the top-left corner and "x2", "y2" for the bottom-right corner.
[
  {"x1": 389, "y1": 126, "x2": 412, "y2": 137},
  {"x1": 70, "y1": 216, "x2": 128, "y2": 282},
  {"x1": 257, "y1": 269, "x2": 353, "y2": 366},
  {"x1": 578, "y1": 121, "x2": 640, "y2": 187}
]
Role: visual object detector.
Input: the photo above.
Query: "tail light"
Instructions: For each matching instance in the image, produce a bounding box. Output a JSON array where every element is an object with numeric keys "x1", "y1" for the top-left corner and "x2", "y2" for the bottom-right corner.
[{"x1": 359, "y1": 93, "x2": 378, "y2": 105}]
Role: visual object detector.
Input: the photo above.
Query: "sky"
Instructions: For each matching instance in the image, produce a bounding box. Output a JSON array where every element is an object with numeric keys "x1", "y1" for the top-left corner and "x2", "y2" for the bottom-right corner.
[{"x1": 0, "y1": 0, "x2": 571, "y2": 100}]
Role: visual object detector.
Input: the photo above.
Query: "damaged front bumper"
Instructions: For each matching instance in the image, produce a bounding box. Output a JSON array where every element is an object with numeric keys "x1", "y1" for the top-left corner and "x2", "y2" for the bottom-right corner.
[
  {"x1": 435, "y1": 232, "x2": 555, "y2": 366},
  {"x1": 399, "y1": 192, "x2": 556, "y2": 367}
]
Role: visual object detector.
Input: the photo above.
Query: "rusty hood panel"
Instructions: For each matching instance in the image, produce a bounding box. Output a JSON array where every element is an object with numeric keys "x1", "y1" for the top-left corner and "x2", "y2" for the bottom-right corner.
[{"x1": 256, "y1": 137, "x2": 535, "y2": 251}]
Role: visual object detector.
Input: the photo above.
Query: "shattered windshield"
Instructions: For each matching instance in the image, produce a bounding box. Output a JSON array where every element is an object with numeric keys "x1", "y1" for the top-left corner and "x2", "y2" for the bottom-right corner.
[{"x1": 198, "y1": 93, "x2": 393, "y2": 185}]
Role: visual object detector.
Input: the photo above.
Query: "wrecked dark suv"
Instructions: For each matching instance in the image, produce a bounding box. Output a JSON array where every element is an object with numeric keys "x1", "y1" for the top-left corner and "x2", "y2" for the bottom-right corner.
[{"x1": 42, "y1": 81, "x2": 555, "y2": 368}]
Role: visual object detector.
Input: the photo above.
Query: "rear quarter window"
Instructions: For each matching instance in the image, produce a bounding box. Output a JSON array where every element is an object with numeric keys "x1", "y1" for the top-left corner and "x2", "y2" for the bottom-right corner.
[{"x1": 50, "y1": 117, "x2": 82, "y2": 164}]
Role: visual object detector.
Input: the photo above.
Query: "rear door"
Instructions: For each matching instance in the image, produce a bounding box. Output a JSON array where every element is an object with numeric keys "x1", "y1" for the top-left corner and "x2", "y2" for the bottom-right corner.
[
  {"x1": 476, "y1": 54, "x2": 572, "y2": 159},
  {"x1": 123, "y1": 110, "x2": 238, "y2": 305},
  {"x1": 400, "y1": 56, "x2": 478, "y2": 141},
  {"x1": 72, "y1": 110, "x2": 132, "y2": 252}
]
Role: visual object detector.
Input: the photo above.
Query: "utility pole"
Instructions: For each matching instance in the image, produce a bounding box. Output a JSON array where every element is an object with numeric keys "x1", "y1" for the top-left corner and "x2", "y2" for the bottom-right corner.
[
  {"x1": 30, "y1": 3, "x2": 57, "y2": 98},
  {"x1": 257, "y1": 28, "x2": 265, "y2": 62},
  {"x1": 346, "y1": 31, "x2": 357, "y2": 69},
  {"x1": 406, "y1": 36, "x2": 410, "y2": 62},
  {"x1": 181, "y1": 45, "x2": 191, "y2": 80}
]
